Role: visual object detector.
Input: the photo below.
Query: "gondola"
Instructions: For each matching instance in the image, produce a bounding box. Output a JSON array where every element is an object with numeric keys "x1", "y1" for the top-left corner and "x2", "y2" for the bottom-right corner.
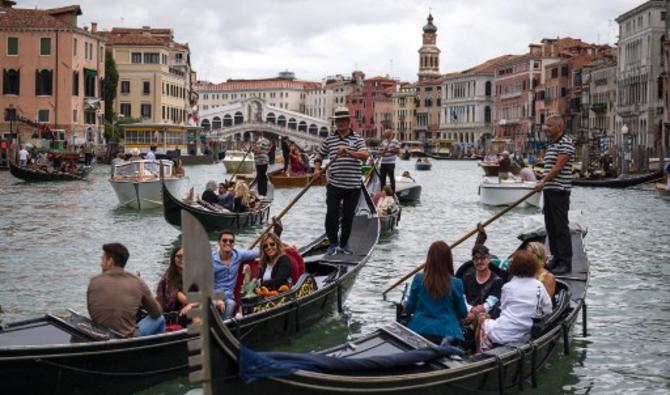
[
  {"x1": 572, "y1": 170, "x2": 662, "y2": 188},
  {"x1": 0, "y1": 185, "x2": 380, "y2": 395},
  {"x1": 9, "y1": 160, "x2": 92, "y2": 182},
  {"x1": 191, "y1": 217, "x2": 590, "y2": 395},
  {"x1": 268, "y1": 170, "x2": 327, "y2": 188},
  {"x1": 401, "y1": 151, "x2": 411, "y2": 160},
  {"x1": 395, "y1": 176, "x2": 422, "y2": 204},
  {"x1": 161, "y1": 178, "x2": 274, "y2": 232},
  {"x1": 365, "y1": 167, "x2": 401, "y2": 236},
  {"x1": 415, "y1": 158, "x2": 432, "y2": 171}
]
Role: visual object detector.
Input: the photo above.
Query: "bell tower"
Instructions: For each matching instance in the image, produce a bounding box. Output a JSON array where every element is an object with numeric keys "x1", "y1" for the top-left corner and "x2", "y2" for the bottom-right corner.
[{"x1": 417, "y1": 14, "x2": 441, "y2": 81}]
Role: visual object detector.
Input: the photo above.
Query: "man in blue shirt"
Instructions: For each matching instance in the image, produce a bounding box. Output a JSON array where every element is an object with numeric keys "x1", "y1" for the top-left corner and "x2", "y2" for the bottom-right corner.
[
  {"x1": 145, "y1": 145, "x2": 157, "y2": 174},
  {"x1": 212, "y1": 229, "x2": 259, "y2": 319}
]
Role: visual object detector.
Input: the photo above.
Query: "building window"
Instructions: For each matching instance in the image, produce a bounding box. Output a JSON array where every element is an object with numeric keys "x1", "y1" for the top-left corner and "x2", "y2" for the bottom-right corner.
[
  {"x1": 40, "y1": 37, "x2": 51, "y2": 56},
  {"x1": 5, "y1": 107, "x2": 17, "y2": 121},
  {"x1": 72, "y1": 71, "x2": 79, "y2": 96},
  {"x1": 551, "y1": 68, "x2": 558, "y2": 79},
  {"x1": 73, "y1": 38, "x2": 78, "y2": 56},
  {"x1": 37, "y1": 109, "x2": 49, "y2": 122},
  {"x1": 35, "y1": 69, "x2": 53, "y2": 95},
  {"x1": 84, "y1": 70, "x2": 96, "y2": 97},
  {"x1": 3, "y1": 69, "x2": 20, "y2": 95},
  {"x1": 561, "y1": 66, "x2": 569, "y2": 77},
  {"x1": 131, "y1": 52, "x2": 142, "y2": 64},
  {"x1": 143, "y1": 81, "x2": 150, "y2": 95},
  {"x1": 120, "y1": 80, "x2": 130, "y2": 94},
  {"x1": 175, "y1": 53, "x2": 183, "y2": 63},
  {"x1": 120, "y1": 103, "x2": 131, "y2": 117},
  {"x1": 99, "y1": 46, "x2": 104, "y2": 63},
  {"x1": 143, "y1": 53, "x2": 159, "y2": 64},
  {"x1": 85, "y1": 110, "x2": 96, "y2": 124},
  {"x1": 141, "y1": 104, "x2": 152, "y2": 119},
  {"x1": 7, "y1": 37, "x2": 18, "y2": 56},
  {"x1": 73, "y1": 109, "x2": 78, "y2": 122}
]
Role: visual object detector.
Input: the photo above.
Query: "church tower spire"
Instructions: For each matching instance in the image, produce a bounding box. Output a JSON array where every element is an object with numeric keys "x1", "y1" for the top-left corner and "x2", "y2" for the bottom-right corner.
[{"x1": 417, "y1": 13, "x2": 441, "y2": 81}]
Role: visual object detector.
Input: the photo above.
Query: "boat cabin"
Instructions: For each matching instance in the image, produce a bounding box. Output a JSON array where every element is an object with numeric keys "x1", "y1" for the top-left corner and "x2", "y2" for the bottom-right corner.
[
  {"x1": 122, "y1": 122, "x2": 204, "y2": 157},
  {"x1": 112, "y1": 159, "x2": 175, "y2": 179}
]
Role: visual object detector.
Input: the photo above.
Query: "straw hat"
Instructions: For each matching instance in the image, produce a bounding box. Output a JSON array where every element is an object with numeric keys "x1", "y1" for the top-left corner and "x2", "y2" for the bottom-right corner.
[{"x1": 330, "y1": 106, "x2": 351, "y2": 119}]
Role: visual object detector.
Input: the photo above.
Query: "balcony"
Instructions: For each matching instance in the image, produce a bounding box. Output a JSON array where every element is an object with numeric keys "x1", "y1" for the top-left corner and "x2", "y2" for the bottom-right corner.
[
  {"x1": 500, "y1": 91, "x2": 522, "y2": 100},
  {"x1": 590, "y1": 103, "x2": 607, "y2": 113}
]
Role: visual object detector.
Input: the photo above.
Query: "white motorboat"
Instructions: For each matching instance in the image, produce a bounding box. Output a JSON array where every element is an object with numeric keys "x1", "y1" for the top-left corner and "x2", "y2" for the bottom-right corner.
[
  {"x1": 222, "y1": 150, "x2": 255, "y2": 175},
  {"x1": 394, "y1": 175, "x2": 422, "y2": 203},
  {"x1": 110, "y1": 159, "x2": 185, "y2": 209},
  {"x1": 479, "y1": 176, "x2": 541, "y2": 207}
]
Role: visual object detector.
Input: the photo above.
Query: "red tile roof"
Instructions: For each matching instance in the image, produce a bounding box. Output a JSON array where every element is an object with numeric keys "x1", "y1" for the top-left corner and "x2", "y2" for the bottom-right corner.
[
  {"x1": 0, "y1": 4, "x2": 81, "y2": 29},
  {"x1": 99, "y1": 27, "x2": 188, "y2": 50}
]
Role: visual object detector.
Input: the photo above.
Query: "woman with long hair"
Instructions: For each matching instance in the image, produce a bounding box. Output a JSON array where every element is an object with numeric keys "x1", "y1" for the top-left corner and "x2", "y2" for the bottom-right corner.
[
  {"x1": 232, "y1": 180, "x2": 250, "y2": 212},
  {"x1": 525, "y1": 241, "x2": 556, "y2": 298},
  {"x1": 404, "y1": 241, "x2": 468, "y2": 345},
  {"x1": 257, "y1": 233, "x2": 292, "y2": 290}
]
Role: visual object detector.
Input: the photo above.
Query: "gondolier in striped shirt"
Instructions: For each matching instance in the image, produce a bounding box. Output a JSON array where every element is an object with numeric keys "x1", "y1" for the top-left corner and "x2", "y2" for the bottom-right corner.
[
  {"x1": 534, "y1": 115, "x2": 575, "y2": 275},
  {"x1": 313, "y1": 107, "x2": 369, "y2": 255},
  {"x1": 379, "y1": 129, "x2": 401, "y2": 192},
  {"x1": 253, "y1": 132, "x2": 271, "y2": 197}
]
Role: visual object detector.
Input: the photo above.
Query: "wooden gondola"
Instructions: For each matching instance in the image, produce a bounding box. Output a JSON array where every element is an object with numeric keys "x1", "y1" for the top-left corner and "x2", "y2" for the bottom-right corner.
[
  {"x1": 0, "y1": 186, "x2": 380, "y2": 395},
  {"x1": 268, "y1": 170, "x2": 327, "y2": 188},
  {"x1": 572, "y1": 170, "x2": 662, "y2": 188},
  {"x1": 9, "y1": 160, "x2": 92, "y2": 182},
  {"x1": 161, "y1": 178, "x2": 274, "y2": 232},
  {"x1": 191, "y1": 222, "x2": 590, "y2": 395}
]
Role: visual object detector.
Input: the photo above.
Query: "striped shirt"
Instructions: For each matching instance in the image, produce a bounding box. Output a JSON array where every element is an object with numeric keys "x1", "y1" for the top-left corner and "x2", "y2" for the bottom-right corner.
[
  {"x1": 379, "y1": 138, "x2": 401, "y2": 164},
  {"x1": 254, "y1": 137, "x2": 271, "y2": 166},
  {"x1": 317, "y1": 131, "x2": 367, "y2": 189},
  {"x1": 543, "y1": 134, "x2": 575, "y2": 191}
]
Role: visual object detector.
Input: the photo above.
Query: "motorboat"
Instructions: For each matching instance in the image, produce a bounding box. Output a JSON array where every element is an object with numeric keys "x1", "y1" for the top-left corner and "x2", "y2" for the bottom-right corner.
[
  {"x1": 479, "y1": 176, "x2": 541, "y2": 207},
  {"x1": 109, "y1": 159, "x2": 185, "y2": 210},
  {"x1": 223, "y1": 150, "x2": 255, "y2": 175}
]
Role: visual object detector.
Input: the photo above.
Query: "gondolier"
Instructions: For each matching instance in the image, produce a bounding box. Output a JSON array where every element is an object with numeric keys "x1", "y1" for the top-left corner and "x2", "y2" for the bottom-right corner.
[
  {"x1": 313, "y1": 107, "x2": 369, "y2": 255},
  {"x1": 534, "y1": 115, "x2": 575, "y2": 275},
  {"x1": 253, "y1": 132, "x2": 271, "y2": 197},
  {"x1": 379, "y1": 129, "x2": 400, "y2": 192}
]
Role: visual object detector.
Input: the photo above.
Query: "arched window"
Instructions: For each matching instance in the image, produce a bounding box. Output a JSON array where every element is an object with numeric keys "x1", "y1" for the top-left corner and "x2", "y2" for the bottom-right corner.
[
  {"x1": 484, "y1": 106, "x2": 491, "y2": 123},
  {"x1": 223, "y1": 114, "x2": 233, "y2": 127},
  {"x1": 298, "y1": 121, "x2": 307, "y2": 132},
  {"x1": 266, "y1": 112, "x2": 276, "y2": 124},
  {"x1": 424, "y1": 98, "x2": 432, "y2": 107},
  {"x1": 201, "y1": 119, "x2": 211, "y2": 131},
  {"x1": 277, "y1": 115, "x2": 286, "y2": 127},
  {"x1": 234, "y1": 112, "x2": 244, "y2": 125},
  {"x1": 212, "y1": 116, "x2": 222, "y2": 130},
  {"x1": 3, "y1": 69, "x2": 20, "y2": 95},
  {"x1": 319, "y1": 127, "x2": 329, "y2": 137},
  {"x1": 36, "y1": 69, "x2": 53, "y2": 95},
  {"x1": 485, "y1": 81, "x2": 492, "y2": 96},
  {"x1": 308, "y1": 124, "x2": 318, "y2": 135},
  {"x1": 288, "y1": 118, "x2": 297, "y2": 130}
]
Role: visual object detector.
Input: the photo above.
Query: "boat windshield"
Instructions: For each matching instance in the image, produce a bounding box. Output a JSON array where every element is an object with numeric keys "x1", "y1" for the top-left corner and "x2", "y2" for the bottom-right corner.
[{"x1": 114, "y1": 162, "x2": 141, "y2": 177}]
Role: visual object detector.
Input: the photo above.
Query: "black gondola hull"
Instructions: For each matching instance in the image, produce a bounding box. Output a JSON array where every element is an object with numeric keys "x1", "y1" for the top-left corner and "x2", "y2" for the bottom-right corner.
[
  {"x1": 572, "y1": 170, "x2": 662, "y2": 188},
  {"x1": 9, "y1": 161, "x2": 91, "y2": 182}
]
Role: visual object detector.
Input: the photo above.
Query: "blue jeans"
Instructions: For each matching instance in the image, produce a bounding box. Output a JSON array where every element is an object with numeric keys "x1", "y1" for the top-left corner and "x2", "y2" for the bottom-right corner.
[
  {"x1": 220, "y1": 298, "x2": 237, "y2": 320},
  {"x1": 137, "y1": 315, "x2": 166, "y2": 336},
  {"x1": 19, "y1": 159, "x2": 27, "y2": 167}
]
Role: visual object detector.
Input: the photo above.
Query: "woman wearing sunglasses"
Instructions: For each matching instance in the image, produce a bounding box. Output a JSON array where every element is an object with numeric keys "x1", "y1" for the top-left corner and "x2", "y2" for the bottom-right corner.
[{"x1": 258, "y1": 233, "x2": 292, "y2": 291}]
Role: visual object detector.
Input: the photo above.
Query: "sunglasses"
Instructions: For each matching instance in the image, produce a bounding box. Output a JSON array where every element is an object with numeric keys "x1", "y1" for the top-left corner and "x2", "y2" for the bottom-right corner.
[
  {"x1": 220, "y1": 238, "x2": 235, "y2": 244},
  {"x1": 263, "y1": 242, "x2": 277, "y2": 249}
]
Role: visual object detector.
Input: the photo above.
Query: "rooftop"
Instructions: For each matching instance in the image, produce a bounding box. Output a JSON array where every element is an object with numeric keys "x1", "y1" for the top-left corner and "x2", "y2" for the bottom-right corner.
[{"x1": 0, "y1": 2, "x2": 84, "y2": 30}]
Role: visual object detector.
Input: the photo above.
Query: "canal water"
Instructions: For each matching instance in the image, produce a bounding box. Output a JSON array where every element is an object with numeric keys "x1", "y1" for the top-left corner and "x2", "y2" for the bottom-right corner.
[{"x1": 1, "y1": 160, "x2": 668, "y2": 395}]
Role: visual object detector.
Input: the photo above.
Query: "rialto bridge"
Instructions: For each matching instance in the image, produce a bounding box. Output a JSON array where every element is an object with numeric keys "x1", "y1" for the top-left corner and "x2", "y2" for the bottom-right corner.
[{"x1": 199, "y1": 98, "x2": 329, "y2": 146}]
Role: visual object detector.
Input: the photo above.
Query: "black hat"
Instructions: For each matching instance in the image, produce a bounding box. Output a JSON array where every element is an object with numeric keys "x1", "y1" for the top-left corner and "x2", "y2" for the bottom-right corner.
[{"x1": 472, "y1": 244, "x2": 489, "y2": 256}]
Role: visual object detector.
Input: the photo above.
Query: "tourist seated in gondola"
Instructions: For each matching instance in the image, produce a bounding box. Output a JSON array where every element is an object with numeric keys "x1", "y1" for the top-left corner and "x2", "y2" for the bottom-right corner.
[
  {"x1": 249, "y1": 190, "x2": 259, "y2": 209},
  {"x1": 87, "y1": 243, "x2": 165, "y2": 337},
  {"x1": 201, "y1": 180, "x2": 220, "y2": 205},
  {"x1": 475, "y1": 249, "x2": 553, "y2": 352},
  {"x1": 156, "y1": 246, "x2": 200, "y2": 327},
  {"x1": 289, "y1": 144, "x2": 307, "y2": 175},
  {"x1": 401, "y1": 170, "x2": 415, "y2": 182},
  {"x1": 212, "y1": 230, "x2": 259, "y2": 319},
  {"x1": 404, "y1": 241, "x2": 468, "y2": 346},
  {"x1": 461, "y1": 245, "x2": 504, "y2": 323},
  {"x1": 232, "y1": 180, "x2": 251, "y2": 212},
  {"x1": 217, "y1": 182, "x2": 234, "y2": 210},
  {"x1": 256, "y1": 233, "x2": 292, "y2": 291},
  {"x1": 525, "y1": 242, "x2": 556, "y2": 299},
  {"x1": 376, "y1": 186, "x2": 398, "y2": 216},
  {"x1": 59, "y1": 159, "x2": 79, "y2": 174}
]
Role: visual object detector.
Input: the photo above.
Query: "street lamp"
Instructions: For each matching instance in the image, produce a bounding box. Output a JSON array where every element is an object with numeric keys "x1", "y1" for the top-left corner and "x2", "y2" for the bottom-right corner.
[{"x1": 621, "y1": 124, "x2": 629, "y2": 175}]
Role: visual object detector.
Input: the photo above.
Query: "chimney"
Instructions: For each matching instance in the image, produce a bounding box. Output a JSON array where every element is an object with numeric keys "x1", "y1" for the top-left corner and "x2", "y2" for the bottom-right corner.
[{"x1": 91, "y1": 22, "x2": 97, "y2": 33}]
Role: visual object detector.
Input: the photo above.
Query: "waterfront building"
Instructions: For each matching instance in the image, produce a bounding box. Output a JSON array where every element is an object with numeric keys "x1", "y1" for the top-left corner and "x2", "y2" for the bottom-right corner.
[
  {"x1": 392, "y1": 82, "x2": 415, "y2": 141},
  {"x1": 615, "y1": 0, "x2": 666, "y2": 159},
  {"x1": 0, "y1": 1, "x2": 106, "y2": 146},
  {"x1": 100, "y1": 27, "x2": 196, "y2": 127},
  {"x1": 346, "y1": 75, "x2": 396, "y2": 139},
  {"x1": 414, "y1": 14, "x2": 442, "y2": 143},
  {"x1": 305, "y1": 72, "x2": 361, "y2": 121},
  {"x1": 440, "y1": 55, "x2": 516, "y2": 149},
  {"x1": 197, "y1": 71, "x2": 318, "y2": 115}
]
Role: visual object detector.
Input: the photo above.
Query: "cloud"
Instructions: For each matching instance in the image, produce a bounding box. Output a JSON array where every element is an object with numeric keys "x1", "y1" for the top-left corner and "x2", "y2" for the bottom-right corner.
[{"x1": 24, "y1": 0, "x2": 638, "y2": 82}]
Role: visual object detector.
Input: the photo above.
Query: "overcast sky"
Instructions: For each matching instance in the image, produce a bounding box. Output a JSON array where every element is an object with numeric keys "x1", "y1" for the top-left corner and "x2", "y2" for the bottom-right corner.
[{"x1": 27, "y1": 0, "x2": 641, "y2": 82}]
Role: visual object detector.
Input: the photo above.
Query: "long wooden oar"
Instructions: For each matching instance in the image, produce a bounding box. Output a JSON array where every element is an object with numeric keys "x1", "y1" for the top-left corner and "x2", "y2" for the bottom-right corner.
[
  {"x1": 382, "y1": 189, "x2": 539, "y2": 298},
  {"x1": 363, "y1": 154, "x2": 383, "y2": 186},
  {"x1": 248, "y1": 155, "x2": 339, "y2": 249},
  {"x1": 226, "y1": 144, "x2": 254, "y2": 184}
]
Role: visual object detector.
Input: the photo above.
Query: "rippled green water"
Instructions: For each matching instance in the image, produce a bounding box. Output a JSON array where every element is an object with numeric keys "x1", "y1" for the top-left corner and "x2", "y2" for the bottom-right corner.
[{"x1": 1, "y1": 160, "x2": 669, "y2": 395}]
